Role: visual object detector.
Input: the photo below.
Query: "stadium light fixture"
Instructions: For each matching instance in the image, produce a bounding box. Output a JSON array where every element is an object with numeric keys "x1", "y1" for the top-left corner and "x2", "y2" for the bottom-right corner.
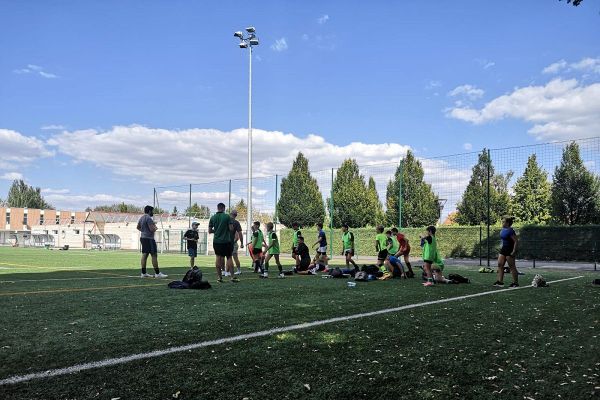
[{"x1": 234, "y1": 27, "x2": 259, "y2": 256}]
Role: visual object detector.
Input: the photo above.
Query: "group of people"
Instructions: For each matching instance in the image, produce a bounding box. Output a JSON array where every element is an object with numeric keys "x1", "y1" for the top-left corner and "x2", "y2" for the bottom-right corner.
[{"x1": 137, "y1": 204, "x2": 520, "y2": 288}]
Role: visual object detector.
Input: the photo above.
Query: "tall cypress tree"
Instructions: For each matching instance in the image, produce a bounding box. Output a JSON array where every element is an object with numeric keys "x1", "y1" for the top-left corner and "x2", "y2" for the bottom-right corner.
[
  {"x1": 331, "y1": 159, "x2": 373, "y2": 227},
  {"x1": 6, "y1": 180, "x2": 53, "y2": 209},
  {"x1": 277, "y1": 152, "x2": 325, "y2": 227},
  {"x1": 368, "y1": 176, "x2": 384, "y2": 226},
  {"x1": 511, "y1": 154, "x2": 551, "y2": 224},
  {"x1": 385, "y1": 150, "x2": 439, "y2": 227},
  {"x1": 551, "y1": 142, "x2": 600, "y2": 225},
  {"x1": 456, "y1": 149, "x2": 509, "y2": 225}
]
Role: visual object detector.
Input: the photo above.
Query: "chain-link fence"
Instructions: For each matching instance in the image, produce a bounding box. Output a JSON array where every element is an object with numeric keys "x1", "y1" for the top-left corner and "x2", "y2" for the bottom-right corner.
[{"x1": 154, "y1": 136, "x2": 600, "y2": 266}]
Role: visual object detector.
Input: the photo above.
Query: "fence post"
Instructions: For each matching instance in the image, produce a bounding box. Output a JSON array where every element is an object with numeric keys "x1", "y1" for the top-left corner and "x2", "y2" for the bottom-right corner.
[
  {"x1": 228, "y1": 180, "x2": 232, "y2": 213},
  {"x1": 486, "y1": 148, "x2": 491, "y2": 267},
  {"x1": 274, "y1": 174, "x2": 279, "y2": 232},
  {"x1": 330, "y1": 168, "x2": 334, "y2": 261},
  {"x1": 479, "y1": 225, "x2": 482, "y2": 266},
  {"x1": 398, "y1": 160, "x2": 403, "y2": 228},
  {"x1": 188, "y1": 184, "x2": 192, "y2": 228}
]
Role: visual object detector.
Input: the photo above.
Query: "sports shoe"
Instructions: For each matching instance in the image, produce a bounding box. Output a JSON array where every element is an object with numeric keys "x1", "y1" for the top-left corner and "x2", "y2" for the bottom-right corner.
[
  {"x1": 234, "y1": 269, "x2": 241, "y2": 275},
  {"x1": 422, "y1": 281, "x2": 434, "y2": 287},
  {"x1": 259, "y1": 274, "x2": 268, "y2": 279},
  {"x1": 154, "y1": 272, "x2": 168, "y2": 278},
  {"x1": 278, "y1": 273, "x2": 285, "y2": 279},
  {"x1": 493, "y1": 281, "x2": 504, "y2": 287},
  {"x1": 140, "y1": 273, "x2": 152, "y2": 278},
  {"x1": 231, "y1": 277, "x2": 240, "y2": 283},
  {"x1": 509, "y1": 282, "x2": 519, "y2": 288},
  {"x1": 223, "y1": 271, "x2": 231, "y2": 277}
]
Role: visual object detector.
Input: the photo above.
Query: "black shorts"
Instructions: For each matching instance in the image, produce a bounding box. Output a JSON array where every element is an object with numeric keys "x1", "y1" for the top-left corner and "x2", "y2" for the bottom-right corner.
[
  {"x1": 298, "y1": 257, "x2": 311, "y2": 271},
  {"x1": 140, "y1": 238, "x2": 157, "y2": 255},
  {"x1": 377, "y1": 250, "x2": 388, "y2": 260},
  {"x1": 423, "y1": 259, "x2": 433, "y2": 265},
  {"x1": 213, "y1": 242, "x2": 233, "y2": 258},
  {"x1": 499, "y1": 245, "x2": 513, "y2": 257},
  {"x1": 252, "y1": 248, "x2": 263, "y2": 257},
  {"x1": 344, "y1": 249, "x2": 354, "y2": 257}
]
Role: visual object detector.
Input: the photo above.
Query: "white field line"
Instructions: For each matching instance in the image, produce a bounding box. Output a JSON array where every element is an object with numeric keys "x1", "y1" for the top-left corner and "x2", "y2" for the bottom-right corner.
[
  {"x1": 0, "y1": 276, "x2": 139, "y2": 283},
  {"x1": 0, "y1": 275, "x2": 584, "y2": 386}
]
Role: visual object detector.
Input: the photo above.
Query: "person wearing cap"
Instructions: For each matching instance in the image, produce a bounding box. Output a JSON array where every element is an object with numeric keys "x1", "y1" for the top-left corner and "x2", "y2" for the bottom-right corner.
[
  {"x1": 136, "y1": 205, "x2": 167, "y2": 278},
  {"x1": 184, "y1": 221, "x2": 201, "y2": 269},
  {"x1": 230, "y1": 209, "x2": 244, "y2": 275}
]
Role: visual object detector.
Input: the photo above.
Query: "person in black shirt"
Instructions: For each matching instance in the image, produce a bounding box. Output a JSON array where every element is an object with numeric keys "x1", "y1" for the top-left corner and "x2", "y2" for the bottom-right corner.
[
  {"x1": 184, "y1": 222, "x2": 200, "y2": 269},
  {"x1": 294, "y1": 236, "x2": 315, "y2": 275}
]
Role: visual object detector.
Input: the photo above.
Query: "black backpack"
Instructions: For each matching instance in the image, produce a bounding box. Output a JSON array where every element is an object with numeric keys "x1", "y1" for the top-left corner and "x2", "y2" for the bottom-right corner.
[
  {"x1": 448, "y1": 273, "x2": 470, "y2": 284},
  {"x1": 183, "y1": 266, "x2": 203, "y2": 284}
]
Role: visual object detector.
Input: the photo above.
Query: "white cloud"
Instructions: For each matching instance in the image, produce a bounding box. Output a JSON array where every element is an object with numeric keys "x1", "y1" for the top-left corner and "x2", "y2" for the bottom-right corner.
[
  {"x1": 0, "y1": 172, "x2": 23, "y2": 180},
  {"x1": 270, "y1": 38, "x2": 288, "y2": 52},
  {"x1": 317, "y1": 14, "x2": 330, "y2": 24},
  {"x1": 425, "y1": 80, "x2": 442, "y2": 90},
  {"x1": 463, "y1": 143, "x2": 473, "y2": 150},
  {"x1": 483, "y1": 61, "x2": 495, "y2": 69},
  {"x1": 48, "y1": 126, "x2": 412, "y2": 185},
  {"x1": 543, "y1": 57, "x2": 600, "y2": 75},
  {"x1": 448, "y1": 84, "x2": 485, "y2": 100},
  {"x1": 42, "y1": 188, "x2": 70, "y2": 194},
  {"x1": 0, "y1": 128, "x2": 54, "y2": 169},
  {"x1": 43, "y1": 193, "x2": 148, "y2": 210},
  {"x1": 446, "y1": 78, "x2": 600, "y2": 141},
  {"x1": 41, "y1": 125, "x2": 66, "y2": 130},
  {"x1": 12, "y1": 64, "x2": 59, "y2": 79},
  {"x1": 542, "y1": 59, "x2": 568, "y2": 74}
]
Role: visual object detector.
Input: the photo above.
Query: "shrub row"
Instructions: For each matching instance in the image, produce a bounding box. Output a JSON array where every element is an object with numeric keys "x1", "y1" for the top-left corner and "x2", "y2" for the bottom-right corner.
[{"x1": 279, "y1": 225, "x2": 600, "y2": 262}]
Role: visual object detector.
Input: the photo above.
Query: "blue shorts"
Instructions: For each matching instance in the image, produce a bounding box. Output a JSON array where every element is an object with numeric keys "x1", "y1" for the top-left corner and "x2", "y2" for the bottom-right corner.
[{"x1": 188, "y1": 247, "x2": 198, "y2": 257}]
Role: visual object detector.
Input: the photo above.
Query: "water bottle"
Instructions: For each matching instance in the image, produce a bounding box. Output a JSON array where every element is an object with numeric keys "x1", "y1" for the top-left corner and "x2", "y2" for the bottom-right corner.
[{"x1": 347, "y1": 281, "x2": 356, "y2": 288}]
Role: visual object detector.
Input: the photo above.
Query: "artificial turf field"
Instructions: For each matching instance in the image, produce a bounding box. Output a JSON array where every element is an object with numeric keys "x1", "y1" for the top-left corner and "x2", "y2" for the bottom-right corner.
[{"x1": 0, "y1": 247, "x2": 598, "y2": 400}]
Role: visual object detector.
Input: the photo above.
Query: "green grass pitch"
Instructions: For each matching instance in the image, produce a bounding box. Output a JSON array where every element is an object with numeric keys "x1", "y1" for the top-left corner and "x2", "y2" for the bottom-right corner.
[{"x1": 0, "y1": 247, "x2": 598, "y2": 399}]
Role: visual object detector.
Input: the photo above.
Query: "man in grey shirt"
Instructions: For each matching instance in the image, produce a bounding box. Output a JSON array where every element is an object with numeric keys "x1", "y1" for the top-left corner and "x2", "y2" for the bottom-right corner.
[{"x1": 137, "y1": 205, "x2": 167, "y2": 278}]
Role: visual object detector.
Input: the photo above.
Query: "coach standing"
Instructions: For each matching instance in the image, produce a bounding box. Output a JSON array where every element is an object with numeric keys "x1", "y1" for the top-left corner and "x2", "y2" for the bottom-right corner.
[
  {"x1": 137, "y1": 205, "x2": 167, "y2": 278},
  {"x1": 209, "y1": 203, "x2": 238, "y2": 283}
]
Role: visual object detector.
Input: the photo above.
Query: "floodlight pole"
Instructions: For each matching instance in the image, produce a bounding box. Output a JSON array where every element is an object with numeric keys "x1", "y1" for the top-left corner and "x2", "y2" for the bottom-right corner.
[
  {"x1": 247, "y1": 44, "x2": 253, "y2": 253},
  {"x1": 235, "y1": 27, "x2": 259, "y2": 255}
]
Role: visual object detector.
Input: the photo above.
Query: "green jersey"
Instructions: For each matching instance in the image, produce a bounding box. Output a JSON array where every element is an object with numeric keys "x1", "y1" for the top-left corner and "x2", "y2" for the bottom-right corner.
[
  {"x1": 252, "y1": 229, "x2": 264, "y2": 248},
  {"x1": 388, "y1": 235, "x2": 399, "y2": 254},
  {"x1": 376, "y1": 233, "x2": 388, "y2": 251},
  {"x1": 208, "y1": 212, "x2": 232, "y2": 244},
  {"x1": 342, "y1": 231, "x2": 354, "y2": 250},
  {"x1": 422, "y1": 235, "x2": 438, "y2": 262},
  {"x1": 267, "y1": 231, "x2": 280, "y2": 255},
  {"x1": 293, "y1": 229, "x2": 302, "y2": 247}
]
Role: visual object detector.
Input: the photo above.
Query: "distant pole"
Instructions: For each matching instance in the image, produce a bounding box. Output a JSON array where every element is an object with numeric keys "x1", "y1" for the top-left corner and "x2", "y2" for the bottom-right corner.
[
  {"x1": 487, "y1": 148, "x2": 491, "y2": 267},
  {"x1": 330, "y1": 168, "x2": 334, "y2": 260},
  {"x1": 188, "y1": 184, "x2": 192, "y2": 228},
  {"x1": 398, "y1": 161, "x2": 403, "y2": 228},
  {"x1": 153, "y1": 188, "x2": 156, "y2": 209}
]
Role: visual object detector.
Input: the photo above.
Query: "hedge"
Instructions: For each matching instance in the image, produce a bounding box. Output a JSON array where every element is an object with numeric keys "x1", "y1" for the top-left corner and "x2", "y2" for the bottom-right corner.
[{"x1": 279, "y1": 225, "x2": 600, "y2": 262}]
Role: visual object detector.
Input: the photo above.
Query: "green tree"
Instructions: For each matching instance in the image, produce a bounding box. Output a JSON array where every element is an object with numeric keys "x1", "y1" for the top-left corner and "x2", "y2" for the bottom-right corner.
[
  {"x1": 331, "y1": 159, "x2": 376, "y2": 227},
  {"x1": 185, "y1": 202, "x2": 210, "y2": 218},
  {"x1": 456, "y1": 149, "x2": 509, "y2": 225},
  {"x1": 94, "y1": 203, "x2": 143, "y2": 213},
  {"x1": 511, "y1": 154, "x2": 551, "y2": 224},
  {"x1": 367, "y1": 176, "x2": 384, "y2": 226},
  {"x1": 560, "y1": 0, "x2": 583, "y2": 6},
  {"x1": 277, "y1": 152, "x2": 325, "y2": 227},
  {"x1": 385, "y1": 150, "x2": 439, "y2": 227},
  {"x1": 551, "y1": 142, "x2": 600, "y2": 225},
  {"x1": 6, "y1": 180, "x2": 53, "y2": 209},
  {"x1": 172, "y1": 206, "x2": 178, "y2": 215}
]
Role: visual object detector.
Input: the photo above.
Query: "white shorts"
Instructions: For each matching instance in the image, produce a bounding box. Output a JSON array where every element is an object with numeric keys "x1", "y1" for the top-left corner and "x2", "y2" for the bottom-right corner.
[{"x1": 317, "y1": 246, "x2": 327, "y2": 255}]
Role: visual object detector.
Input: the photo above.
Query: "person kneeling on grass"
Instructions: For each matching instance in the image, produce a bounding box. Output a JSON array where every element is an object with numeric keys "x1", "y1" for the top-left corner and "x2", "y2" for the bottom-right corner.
[
  {"x1": 294, "y1": 236, "x2": 317, "y2": 275},
  {"x1": 420, "y1": 226, "x2": 452, "y2": 286},
  {"x1": 384, "y1": 255, "x2": 406, "y2": 279},
  {"x1": 262, "y1": 222, "x2": 285, "y2": 279}
]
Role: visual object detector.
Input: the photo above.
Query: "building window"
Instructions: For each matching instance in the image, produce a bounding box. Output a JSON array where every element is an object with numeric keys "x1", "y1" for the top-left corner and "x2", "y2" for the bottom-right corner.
[
  {"x1": 56, "y1": 216, "x2": 60, "y2": 224},
  {"x1": 5, "y1": 213, "x2": 10, "y2": 224},
  {"x1": 53, "y1": 230, "x2": 58, "y2": 235},
  {"x1": 74, "y1": 229, "x2": 80, "y2": 234},
  {"x1": 70, "y1": 216, "x2": 75, "y2": 224},
  {"x1": 23, "y1": 214, "x2": 28, "y2": 225},
  {"x1": 40, "y1": 215, "x2": 44, "y2": 225}
]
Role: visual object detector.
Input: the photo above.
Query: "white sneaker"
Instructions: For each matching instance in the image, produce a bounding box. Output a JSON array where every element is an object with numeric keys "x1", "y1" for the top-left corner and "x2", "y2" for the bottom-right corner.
[
  {"x1": 223, "y1": 271, "x2": 231, "y2": 277},
  {"x1": 140, "y1": 273, "x2": 152, "y2": 278},
  {"x1": 278, "y1": 273, "x2": 285, "y2": 279},
  {"x1": 234, "y1": 270, "x2": 241, "y2": 275},
  {"x1": 154, "y1": 272, "x2": 168, "y2": 278}
]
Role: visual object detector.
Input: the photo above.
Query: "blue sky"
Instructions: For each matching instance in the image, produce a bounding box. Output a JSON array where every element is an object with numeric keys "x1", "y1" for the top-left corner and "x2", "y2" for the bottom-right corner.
[{"x1": 0, "y1": 0, "x2": 599, "y2": 213}]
